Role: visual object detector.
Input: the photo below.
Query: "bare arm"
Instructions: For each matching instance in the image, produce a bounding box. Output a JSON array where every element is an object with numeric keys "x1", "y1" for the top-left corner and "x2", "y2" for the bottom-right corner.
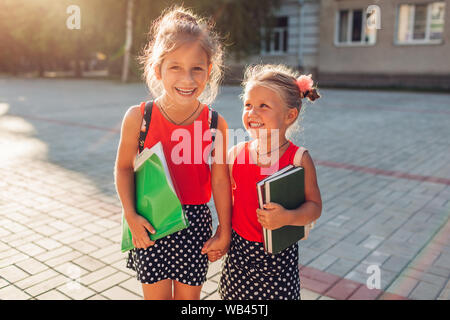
[
  {"x1": 283, "y1": 151, "x2": 322, "y2": 226},
  {"x1": 201, "y1": 115, "x2": 232, "y2": 259},
  {"x1": 114, "y1": 106, "x2": 140, "y2": 215},
  {"x1": 114, "y1": 105, "x2": 155, "y2": 249},
  {"x1": 210, "y1": 114, "x2": 232, "y2": 236}
]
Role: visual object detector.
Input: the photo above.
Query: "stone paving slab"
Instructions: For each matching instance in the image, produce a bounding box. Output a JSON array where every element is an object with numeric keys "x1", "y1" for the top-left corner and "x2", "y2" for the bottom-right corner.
[{"x1": 1, "y1": 77, "x2": 449, "y2": 300}]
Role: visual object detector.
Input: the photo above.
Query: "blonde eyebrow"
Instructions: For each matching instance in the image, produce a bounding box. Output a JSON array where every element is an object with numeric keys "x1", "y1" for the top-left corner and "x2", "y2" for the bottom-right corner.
[{"x1": 165, "y1": 59, "x2": 207, "y2": 65}]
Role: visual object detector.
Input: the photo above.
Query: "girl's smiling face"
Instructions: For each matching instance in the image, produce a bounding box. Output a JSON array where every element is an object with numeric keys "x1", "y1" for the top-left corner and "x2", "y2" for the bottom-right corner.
[
  {"x1": 243, "y1": 84, "x2": 298, "y2": 140},
  {"x1": 156, "y1": 40, "x2": 210, "y2": 107}
]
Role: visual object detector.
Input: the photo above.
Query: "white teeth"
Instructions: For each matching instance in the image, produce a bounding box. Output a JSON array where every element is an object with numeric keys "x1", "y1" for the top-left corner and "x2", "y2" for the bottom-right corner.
[
  {"x1": 176, "y1": 88, "x2": 195, "y2": 95},
  {"x1": 249, "y1": 122, "x2": 263, "y2": 128}
]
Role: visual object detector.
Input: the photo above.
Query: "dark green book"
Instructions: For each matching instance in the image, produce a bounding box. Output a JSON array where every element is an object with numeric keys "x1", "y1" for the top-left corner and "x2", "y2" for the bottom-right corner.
[{"x1": 257, "y1": 166, "x2": 307, "y2": 254}]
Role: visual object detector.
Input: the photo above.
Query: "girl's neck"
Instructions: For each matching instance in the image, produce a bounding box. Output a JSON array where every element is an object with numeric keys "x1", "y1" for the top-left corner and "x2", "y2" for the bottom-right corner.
[
  {"x1": 157, "y1": 95, "x2": 202, "y2": 125},
  {"x1": 250, "y1": 135, "x2": 290, "y2": 167},
  {"x1": 253, "y1": 132, "x2": 289, "y2": 153},
  {"x1": 159, "y1": 95, "x2": 199, "y2": 112}
]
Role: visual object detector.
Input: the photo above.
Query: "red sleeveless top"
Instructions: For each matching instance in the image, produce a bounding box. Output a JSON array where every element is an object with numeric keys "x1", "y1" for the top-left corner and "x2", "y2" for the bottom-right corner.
[
  {"x1": 140, "y1": 101, "x2": 213, "y2": 204},
  {"x1": 231, "y1": 141, "x2": 299, "y2": 243}
]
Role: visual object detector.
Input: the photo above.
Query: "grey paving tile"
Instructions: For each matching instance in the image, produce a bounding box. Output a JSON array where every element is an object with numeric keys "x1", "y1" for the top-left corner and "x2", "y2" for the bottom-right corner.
[
  {"x1": 409, "y1": 281, "x2": 444, "y2": 300},
  {"x1": 2, "y1": 80, "x2": 450, "y2": 300},
  {"x1": 308, "y1": 253, "x2": 339, "y2": 271},
  {"x1": 325, "y1": 258, "x2": 360, "y2": 278},
  {"x1": 326, "y1": 242, "x2": 371, "y2": 262},
  {"x1": 362, "y1": 250, "x2": 391, "y2": 266},
  {"x1": 382, "y1": 255, "x2": 411, "y2": 273}
]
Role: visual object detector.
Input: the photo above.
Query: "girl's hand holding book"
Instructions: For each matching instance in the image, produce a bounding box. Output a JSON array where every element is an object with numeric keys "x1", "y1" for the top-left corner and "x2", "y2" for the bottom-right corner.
[
  {"x1": 256, "y1": 202, "x2": 291, "y2": 230},
  {"x1": 126, "y1": 212, "x2": 156, "y2": 249}
]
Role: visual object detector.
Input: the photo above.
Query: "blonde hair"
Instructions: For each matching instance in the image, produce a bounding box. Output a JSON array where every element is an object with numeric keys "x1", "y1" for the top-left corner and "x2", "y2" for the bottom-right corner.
[
  {"x1": 242, "y1": 64, "x2": 321, "y2": 139},
  {"x1": 139, "y1": 6, "x2": 224, "y2": 105}
]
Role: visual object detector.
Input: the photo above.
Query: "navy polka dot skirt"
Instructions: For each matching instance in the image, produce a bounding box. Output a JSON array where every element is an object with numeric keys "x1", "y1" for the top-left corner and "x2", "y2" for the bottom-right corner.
[
  {"x1": 126, "y1": 204, "x2": 212, "y2": 286},
  {"x1": 219, "y1": 230, "x2": 300, "y2": 300}
]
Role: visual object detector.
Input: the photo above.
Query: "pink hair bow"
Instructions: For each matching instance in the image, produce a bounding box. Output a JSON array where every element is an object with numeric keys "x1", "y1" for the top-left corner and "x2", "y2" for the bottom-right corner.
[{"x1": 296, "y1": 74, "x2": 313, "y2": 97}]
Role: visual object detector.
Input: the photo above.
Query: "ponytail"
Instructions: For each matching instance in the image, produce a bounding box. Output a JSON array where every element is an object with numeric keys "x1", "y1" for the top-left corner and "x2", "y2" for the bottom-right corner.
[{"x1": 295, "y1": 74, "x2": 321, "y2": 102}]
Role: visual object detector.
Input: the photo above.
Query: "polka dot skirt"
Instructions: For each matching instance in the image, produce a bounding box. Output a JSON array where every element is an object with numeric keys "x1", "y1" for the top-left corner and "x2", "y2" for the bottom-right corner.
[
  {"x1": 219, "y1": 230, "x2": 300, "y2": 300},
  {"x1": 126, "y1": 204, "x2": 212, "y2": 286}
]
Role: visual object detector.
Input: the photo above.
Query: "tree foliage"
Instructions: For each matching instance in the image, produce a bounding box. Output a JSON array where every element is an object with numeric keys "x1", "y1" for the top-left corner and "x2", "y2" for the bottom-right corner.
[{"x1": 0, "y1": 0, "x2": 281, "y2": 77}]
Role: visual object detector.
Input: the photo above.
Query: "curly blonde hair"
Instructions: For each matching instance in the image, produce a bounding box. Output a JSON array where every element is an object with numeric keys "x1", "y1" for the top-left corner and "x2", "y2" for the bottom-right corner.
[{"x1": 139, "y1": 6, "x2": 224, "y2": 105}]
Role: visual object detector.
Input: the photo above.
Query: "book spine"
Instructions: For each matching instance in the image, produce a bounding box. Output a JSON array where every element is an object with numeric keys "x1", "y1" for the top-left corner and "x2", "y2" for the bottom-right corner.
[
  {"x1": 258, "y1": 184, "x2": 268, "y2": 252},
  {"x1": 264, "y1": 182, "x2": 272, "y2": 254},
  {"x1": 257, "y1": 185, "x2": 264, "y2": 210}
]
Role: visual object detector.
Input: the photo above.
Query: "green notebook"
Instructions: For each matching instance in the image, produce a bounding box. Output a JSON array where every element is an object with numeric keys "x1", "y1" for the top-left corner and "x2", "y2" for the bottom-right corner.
[
  {"x1": 257, "y1": 166, "x2": 306, "y2": 254},
  {"x1": 121, "y1": 142, "x2": 189, "y2": 252}
]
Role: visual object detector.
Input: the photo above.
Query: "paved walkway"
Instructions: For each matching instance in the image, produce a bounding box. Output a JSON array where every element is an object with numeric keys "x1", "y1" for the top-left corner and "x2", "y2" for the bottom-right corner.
[{"x1": 0, "y1": 77, "x2": 449, "y2": 300}]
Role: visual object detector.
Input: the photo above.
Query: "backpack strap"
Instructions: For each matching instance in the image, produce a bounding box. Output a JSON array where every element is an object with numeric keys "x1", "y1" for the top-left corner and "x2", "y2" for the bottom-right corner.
[
  {"x1": 138, "y1": 100, "x2": 153, "y2": 154},
  {"x1": 208, "y1": 107, "x2": 219, "y2": 143},
  {"x1": 292, "y1": 146, "x2": 316, "y2": 236},
  {"x1": 138, "y1": 102, "x2": 218, "y2": 159},
  {"x1": 207, "y1": 107, "x2": 219, "y2": 164}
]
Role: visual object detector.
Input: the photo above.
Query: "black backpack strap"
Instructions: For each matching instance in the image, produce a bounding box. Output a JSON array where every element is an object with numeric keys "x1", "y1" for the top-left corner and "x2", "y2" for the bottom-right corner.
[
  {"x1": 138, "y1": 100, "x2": 153, "y2": 154},
  {"x1": 208, "y1": 107, "x2": 219, "y2": 164},
  {"x1": 209, "y1": 108, "x2": 219, "y2": 140}
]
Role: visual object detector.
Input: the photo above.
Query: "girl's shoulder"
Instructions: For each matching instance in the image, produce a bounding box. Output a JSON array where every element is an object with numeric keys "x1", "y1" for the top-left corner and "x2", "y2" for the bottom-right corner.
[
  {"x1": 120, "y1": 104, "x2": 144, "y2": 137},
  {"x1": 227, "y1": 141, "x2": 247, "y2": 165},
  {"x1": 123, "y1": 101, "x2": 145, "y2": 118},
  {"x1": 125, "y1": 104, "x2": 142, "y2": 118},
  {"x1": 294, "y1": 147, "x2": 315, "y2": 171},
  {"x1": 215, "y1": 112, "x2": 228, "y2": 131},
  {"x1": 290, "y1": 142, "x2": 308, "y2": 167}
]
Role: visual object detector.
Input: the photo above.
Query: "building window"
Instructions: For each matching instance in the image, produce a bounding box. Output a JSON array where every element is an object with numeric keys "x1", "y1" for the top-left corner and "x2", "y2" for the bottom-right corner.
[
  {"x1": 396, "y1": 2, "x2": 445, "y2": 44},
  {"x1": 262, "y1": 16, "x2": 288, "y2": 55},
  {"x1": 336, "y1": 9, "x2": 377, "y2": 46}
]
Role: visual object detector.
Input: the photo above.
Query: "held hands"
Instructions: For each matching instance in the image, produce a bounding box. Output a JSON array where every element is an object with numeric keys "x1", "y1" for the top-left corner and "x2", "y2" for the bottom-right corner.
[
  {"x1": 256, "y1": 202, "x2": 290, "y2": 230},
  {"x1": 201, "y1": 225, "x2": 231, "y2": 262},
  {"x1": 126, "y1": 211, "x2": 231, "y2": 260},
  {"x1": 126, "y1": 212, "x2": 156, "y2": 249}
]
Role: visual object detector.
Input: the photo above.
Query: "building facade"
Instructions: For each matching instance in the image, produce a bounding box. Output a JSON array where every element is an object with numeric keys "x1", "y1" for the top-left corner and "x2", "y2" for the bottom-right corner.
[
  {"x1": 318, "y1": 0, "x2": 449, "y2": 89},
  {"x1": 226, "y1": 0, "x2": 321, "y2": 82},
  {"x1": 228, "y1": 0, "x2": 449, "y2": 89}
]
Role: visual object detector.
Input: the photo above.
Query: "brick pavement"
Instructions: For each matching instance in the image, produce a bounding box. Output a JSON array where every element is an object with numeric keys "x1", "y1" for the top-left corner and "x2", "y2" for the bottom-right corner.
[{"x1": 0, "y1": 77, "x2": 449, "y2": 300}]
